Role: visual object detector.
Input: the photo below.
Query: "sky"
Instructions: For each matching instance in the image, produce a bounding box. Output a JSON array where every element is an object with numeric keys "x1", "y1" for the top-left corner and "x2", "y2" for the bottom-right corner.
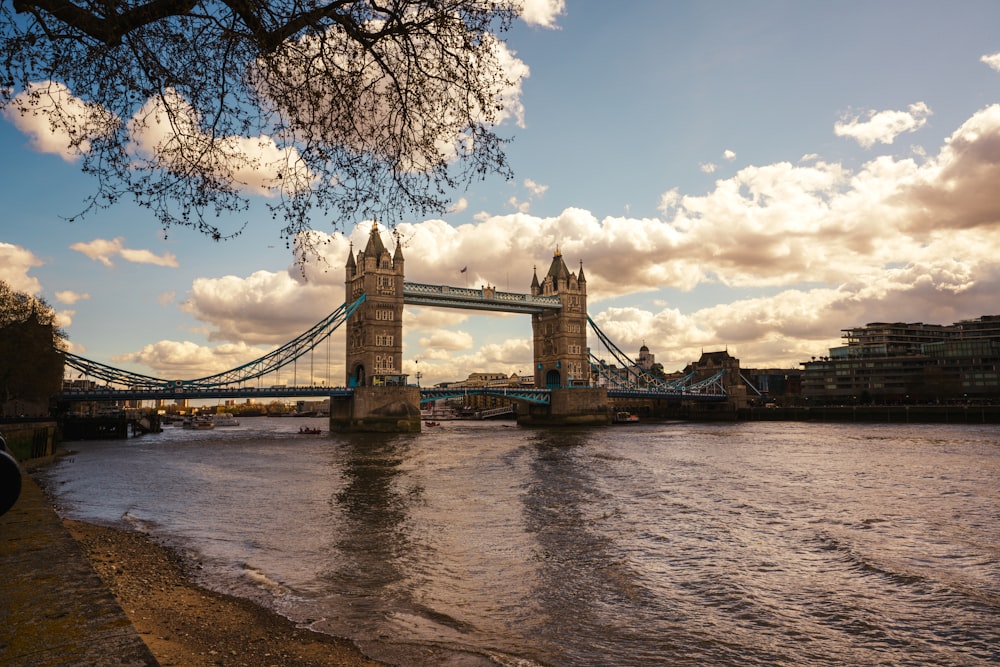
[{"x1": 4, "y1": 0, "x2": 1000, "y2": 389}]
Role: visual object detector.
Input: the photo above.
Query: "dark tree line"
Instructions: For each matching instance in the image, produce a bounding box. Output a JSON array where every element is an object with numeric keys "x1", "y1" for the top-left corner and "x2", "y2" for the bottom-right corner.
[
  {"x1": 0, "y1": 282, "x2": 66, "y2": 416},
  {"x1": 0, "y1": 0, "x2": 519, "y2": 248}
]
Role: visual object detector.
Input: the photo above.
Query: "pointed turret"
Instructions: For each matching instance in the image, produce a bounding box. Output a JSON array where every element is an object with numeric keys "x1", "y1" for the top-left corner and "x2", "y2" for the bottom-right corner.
[
  {"x1": 530, "y1": 266, "x2": 540, "y2": 295},
  {"x1": 345, "y1": 241, "x2": 356, "y2": 277},
  {"x1": 578, "y1": 260, "x2": 586, "y2": 284},
  {"x1": 364, "y1": 219, "x2": 386, "y2": 256},
  {"x1": 393, "y1": 235, "x2": 405, "y2": 266},
  {"x1": 546, "y1": 246, "x2": 571, "y2": 289}
]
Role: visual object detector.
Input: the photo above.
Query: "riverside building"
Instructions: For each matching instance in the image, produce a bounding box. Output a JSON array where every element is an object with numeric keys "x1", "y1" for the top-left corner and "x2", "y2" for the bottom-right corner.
[{"x1": 801, "y1": 315, "x2": 1000, "y2": 404}]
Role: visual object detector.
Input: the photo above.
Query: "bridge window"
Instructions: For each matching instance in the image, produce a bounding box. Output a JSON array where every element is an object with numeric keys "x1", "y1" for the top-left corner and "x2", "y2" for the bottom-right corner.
[
  {"x1": 568, "y1": 344, "x2": 582, "y2": 355},
  {"x1": 375, "y1": 334, "x2": 394, "y2": 346},
  {"x1": 374, "y1": 355, "x2": 395, "y2": 372},
  {"x1": 375, "y1": 309, "x2": 394, "y2": 321},
  {"x1": 377, "y1": 275, "x2": 396, "y2": 294}
]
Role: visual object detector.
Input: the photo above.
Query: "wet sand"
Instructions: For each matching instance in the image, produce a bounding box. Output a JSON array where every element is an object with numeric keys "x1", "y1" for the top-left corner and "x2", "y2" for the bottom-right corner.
[{"x1": 64, "y1": 519, "x2": 387, "y2": 667}]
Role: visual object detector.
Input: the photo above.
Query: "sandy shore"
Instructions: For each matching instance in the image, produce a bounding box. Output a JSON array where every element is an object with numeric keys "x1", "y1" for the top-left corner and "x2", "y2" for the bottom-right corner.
[{"x1": 64, "y1": 519, "x2": 387, "y2": 667}]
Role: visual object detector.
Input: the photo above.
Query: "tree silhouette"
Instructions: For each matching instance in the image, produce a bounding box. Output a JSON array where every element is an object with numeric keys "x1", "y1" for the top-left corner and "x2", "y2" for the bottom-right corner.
[
  {"x1": 0, "y1": 1, "x2": 520, "y2": 245},
  {"x1": 0, "y1": 282, "x2": 67, "y2": 416}
]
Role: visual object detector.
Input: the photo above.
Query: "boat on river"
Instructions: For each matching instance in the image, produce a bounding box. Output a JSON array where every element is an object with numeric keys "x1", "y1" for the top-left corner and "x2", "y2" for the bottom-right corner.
[
  {"x1": 182, "y1": 416, "x2": 215, "y2": 430},
  {"x1": 613, "y1": 411, "x2": 639, "y2": 423},
  {"x1": 211, "y1": 414, "x2": 241, "y2": 427},
  {"x1": 298, "y1": 426, "x2": 322, "y2": 435}
]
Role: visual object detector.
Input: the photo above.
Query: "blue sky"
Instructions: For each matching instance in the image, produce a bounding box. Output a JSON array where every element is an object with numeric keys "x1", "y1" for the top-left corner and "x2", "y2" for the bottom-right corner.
[{"x1": 5, "y1": 0, "x2": 1000, "y2": 387}]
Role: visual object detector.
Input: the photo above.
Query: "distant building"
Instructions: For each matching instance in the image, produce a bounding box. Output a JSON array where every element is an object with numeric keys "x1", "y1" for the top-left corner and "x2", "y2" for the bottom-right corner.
[
  {"x1": 801, "y1": 315, "x2": 1000, "y2": 404},
  {"x1": 741, "y1": 368, "x2": 803, "y2": 405},
  {"x1": 637, "y1": 343, "x2": 655, "y2": 371}
]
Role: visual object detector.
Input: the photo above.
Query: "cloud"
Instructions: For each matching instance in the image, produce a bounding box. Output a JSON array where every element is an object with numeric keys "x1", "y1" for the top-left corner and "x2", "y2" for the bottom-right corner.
[
  {"x1": 70, "y1": 237, "x2": 179, "y2": 268},
  {"x1": 0, "y1": 243, "x2": 43, "y2": 294},
  {"x1": 981, "y1": 52, "x2": 1000, "y2": 72},
  {"x1": 834, "y1": 102, "x2": 932, "y2": 148},
  {"x1": 3, "y1": 81, "x2": 117, "y2": 162},
  {"x1": 723, "y1": 149, "x2": 736, "y2": 161},
  {"x1": 518, "y1": 0, "x2": 566, "y2": 28},
  {"x1": 524, "y1": 178, "x2": 549, "y2": 197},
  {"x1": 53, "y1": 309, "x2": 75, "y2": 328},
  {"x1": 55, "y1": 290, "x2": 89, "y2": 305},
  {"x1": 418, "y1": 329, "x2": 474, "y2": 352},
  {"x1": 447, "y1": 197, "x2": 469, "y2": 214},
  {"x1": 700, "y1": 162, "x2": 717, "y2": 174}
]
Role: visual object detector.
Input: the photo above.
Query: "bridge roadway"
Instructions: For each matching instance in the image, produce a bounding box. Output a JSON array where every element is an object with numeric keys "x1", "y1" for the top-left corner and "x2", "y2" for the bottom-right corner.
[
  {"x1": 58, "y1": 385, "x2": 726, "y2": 403},
  {"x1": 402, "y1": 282, "x2": 562, "y2": 314}
]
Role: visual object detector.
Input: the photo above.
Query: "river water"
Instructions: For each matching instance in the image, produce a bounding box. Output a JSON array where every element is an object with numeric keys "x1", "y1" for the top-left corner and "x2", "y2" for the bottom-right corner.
[{"x1": 40, "y1": 418, "x2": 1000, "y2": 666}]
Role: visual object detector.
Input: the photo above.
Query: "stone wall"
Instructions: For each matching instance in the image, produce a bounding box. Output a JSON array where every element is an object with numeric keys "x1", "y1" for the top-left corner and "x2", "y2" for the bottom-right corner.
[{"x1": 329, "y1": 386, "x2": 421, "y2": 432}]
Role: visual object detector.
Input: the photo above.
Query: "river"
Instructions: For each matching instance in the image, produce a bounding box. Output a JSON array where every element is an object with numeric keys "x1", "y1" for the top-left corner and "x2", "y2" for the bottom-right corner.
[{"x1": 39, "y1": 418, "x2": 1000, "y2": 666}]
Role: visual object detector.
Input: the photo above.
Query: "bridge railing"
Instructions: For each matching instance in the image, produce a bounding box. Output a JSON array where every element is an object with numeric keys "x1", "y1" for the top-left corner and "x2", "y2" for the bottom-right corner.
[{"x1": 403, "y1": 282, "x2": 562, "y2": 310}]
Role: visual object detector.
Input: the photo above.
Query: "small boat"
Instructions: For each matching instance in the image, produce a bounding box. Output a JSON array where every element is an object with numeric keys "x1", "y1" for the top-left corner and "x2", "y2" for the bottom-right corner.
[
  {"x1": 424, "y1": 421, "x2": 441, "y2": 427},
  {"x1": 613, "y1": 411, "x2": 639, "y2": 424},
  {"x1": 211, "y1": 414, "x2": 241, "y2": 427},
  {"x1": 298, "y1": 426, "x2": 322, "y2": 435}
]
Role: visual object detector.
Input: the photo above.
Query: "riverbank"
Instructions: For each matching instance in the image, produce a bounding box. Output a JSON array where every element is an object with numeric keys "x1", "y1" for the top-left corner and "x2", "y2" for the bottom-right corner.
[
  {"x1": 64, "y1": 519, "x2": 387, "y2": 667},
  {"x1": 1, "y1": 469, "x2": 386, "y2": 667}
]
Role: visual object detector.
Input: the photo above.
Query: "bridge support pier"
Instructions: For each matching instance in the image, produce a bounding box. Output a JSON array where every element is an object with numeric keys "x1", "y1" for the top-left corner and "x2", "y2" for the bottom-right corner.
[
  {"x1": 329, "y1": 386, "x2": 422, "y2": 433},
  {"x1": 516, "y1": 388, "x2": 611, "y2": 427}
]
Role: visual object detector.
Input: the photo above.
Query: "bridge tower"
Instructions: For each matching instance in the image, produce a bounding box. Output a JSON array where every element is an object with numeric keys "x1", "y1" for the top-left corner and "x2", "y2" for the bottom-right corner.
[
  {"x1": 332, "y1": 222, "x2": 419, "y2": 432},
  {"x1": 345, "y1": 221, "x2": 406, "y2": 387},
  {"x1": 530, "y1": 248, "x2": 591, "y2": 388}
]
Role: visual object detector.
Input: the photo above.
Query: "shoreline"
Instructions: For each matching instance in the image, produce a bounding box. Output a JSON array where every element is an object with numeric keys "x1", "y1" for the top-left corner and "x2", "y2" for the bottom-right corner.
[{"x1": 63, "y1": 518, "x2": 387, "y2": 667}]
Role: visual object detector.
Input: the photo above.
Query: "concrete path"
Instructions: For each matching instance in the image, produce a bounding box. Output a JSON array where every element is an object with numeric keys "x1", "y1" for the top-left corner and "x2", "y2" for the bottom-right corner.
[{"x1": 0, "y1": 470, "x2": 158, "y2": 666}]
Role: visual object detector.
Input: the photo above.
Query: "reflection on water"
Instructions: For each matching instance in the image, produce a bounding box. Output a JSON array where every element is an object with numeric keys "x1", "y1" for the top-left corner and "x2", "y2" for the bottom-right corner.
[{"x1": 41, "y1": 418, "x2": 1000, "y2": 666}]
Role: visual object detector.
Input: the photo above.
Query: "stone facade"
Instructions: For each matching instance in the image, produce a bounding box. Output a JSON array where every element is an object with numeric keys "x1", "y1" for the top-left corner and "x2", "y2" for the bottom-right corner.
[
  {"x1": 345, "y1": 222, "x2": 406, "y2": 388},
  {"x1": 530, "y1": 249, "x2": 591, "y2": 388}
]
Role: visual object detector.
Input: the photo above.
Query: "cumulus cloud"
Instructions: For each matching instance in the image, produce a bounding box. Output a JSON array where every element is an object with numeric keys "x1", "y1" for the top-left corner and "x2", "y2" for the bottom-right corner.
[
  {"x1": 70, "y1": 237, "x2": 179, "y2": 268},
  {"x1": 723, "y1": 149, "x2": 736, "y2": 161},
  {"x1": 834, "y1": 102, "x2": 932, "y2": 148},
  {"x1": 418, "y1": 329, "x2": 474, "y2": 351},
  {"x1": 55, "y1": 290, "x2": 89, "y2": 305},
  {"x1": 981, "y1": 52, "x2": 1000, "y2": 71},
  {"x1": 700, "y1": 162, "x2": 717, "y2": 174},
  {"x1": 3, "y1": 81, "x2": 117, "y2": 161},
  {"x1": 524, "y1": 178, "x2": 549, "y2": 197},
  {"x1": 447, "y1": 197, "x2": 469, "y2": 214},
  {"x1": 0, "y1": 243, "x2": 43, "y2": 294},
  {"x1": 518, "y1": 0, "x2": 565, "y2": 28}
]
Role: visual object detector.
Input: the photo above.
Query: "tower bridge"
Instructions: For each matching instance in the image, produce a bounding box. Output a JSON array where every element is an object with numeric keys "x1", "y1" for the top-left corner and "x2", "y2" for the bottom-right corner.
[{"x1": 61, "y1": 223, "x2": 737, "y2": 431}]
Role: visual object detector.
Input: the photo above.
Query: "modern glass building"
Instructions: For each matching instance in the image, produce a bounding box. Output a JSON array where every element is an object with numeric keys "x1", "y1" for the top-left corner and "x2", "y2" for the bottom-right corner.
[{"x1": 801, "y1": 315, "x2": 1000, "y2": 404}]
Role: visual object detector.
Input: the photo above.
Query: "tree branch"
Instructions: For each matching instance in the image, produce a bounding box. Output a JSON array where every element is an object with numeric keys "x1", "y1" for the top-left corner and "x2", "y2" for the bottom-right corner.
[{"x1": 13, "y1": 0, "x2": 200, "y2": 44}]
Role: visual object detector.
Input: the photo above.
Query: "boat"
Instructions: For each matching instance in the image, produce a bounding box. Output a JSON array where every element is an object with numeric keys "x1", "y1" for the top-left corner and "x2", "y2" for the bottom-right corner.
[
  {"x1": 424, "y1": 421, "x2": 441, "y2": 427},
  {"x1": 182, "y1": 416, "x2": 215, "y2": 430},
  {"x1": 211, "y1": 414, "x2": 241, "y2": 427},
  {"x1": 298, "y1": 426, "x2": 322, "y2": 435},
  {"x1": 613, "y1": 411, "x2": 639, "y2": 424}
]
